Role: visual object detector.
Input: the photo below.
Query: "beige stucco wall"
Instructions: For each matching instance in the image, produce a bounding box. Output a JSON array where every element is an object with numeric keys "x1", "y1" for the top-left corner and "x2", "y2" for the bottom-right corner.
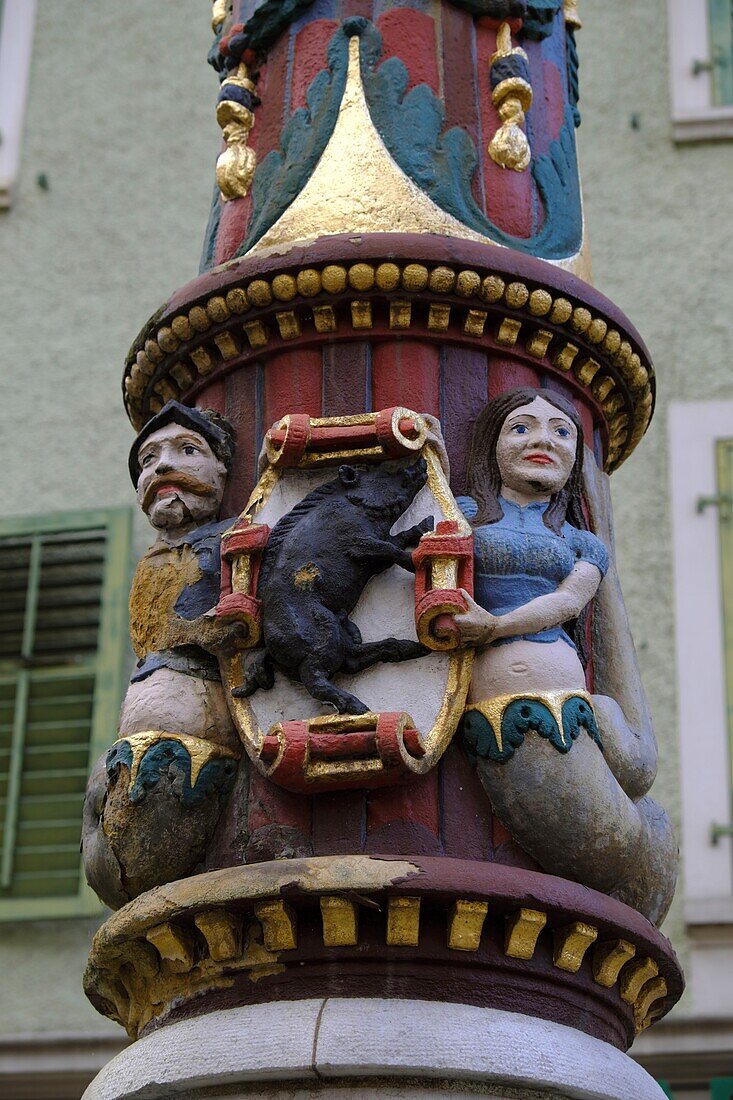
[
  {"x1": 0, "y1": 0, "x2": 217, "y2": 1037},
  {"x1": 580, "y1": 0, "x2": 733, "y2": 997},
  {"x1": 0, "y1": 0, "x2": 731, "y2": 1052},
  {"x1": 0, "y1": 0, "x2": 216, "y2": 530}
]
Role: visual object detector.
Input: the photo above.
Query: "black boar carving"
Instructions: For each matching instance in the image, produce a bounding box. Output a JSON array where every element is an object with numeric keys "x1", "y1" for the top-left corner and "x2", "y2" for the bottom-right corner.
[{"x1": 235, "y1": 459, "x2": 432, "y2": 714}]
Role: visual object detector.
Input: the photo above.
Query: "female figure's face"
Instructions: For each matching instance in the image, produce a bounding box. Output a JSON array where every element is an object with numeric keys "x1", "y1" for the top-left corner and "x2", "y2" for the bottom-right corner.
[{"x1": 496, "y1": 396, "x2": 578, "y2": 499}]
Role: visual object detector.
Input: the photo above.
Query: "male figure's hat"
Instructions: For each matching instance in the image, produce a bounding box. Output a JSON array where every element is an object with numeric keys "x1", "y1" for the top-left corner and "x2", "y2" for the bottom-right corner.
[{"x1": 128, "y1": 400, "x2": 236, "y2": 486}]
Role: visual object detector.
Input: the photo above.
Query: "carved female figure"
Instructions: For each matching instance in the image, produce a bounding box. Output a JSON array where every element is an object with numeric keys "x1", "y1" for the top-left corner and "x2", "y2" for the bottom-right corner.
[{"x1": 453, "y1": 388, "x2": 677, "y2": 925}]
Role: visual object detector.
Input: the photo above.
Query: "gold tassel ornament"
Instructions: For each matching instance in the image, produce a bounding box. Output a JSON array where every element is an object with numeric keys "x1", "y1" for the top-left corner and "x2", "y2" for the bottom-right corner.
[
  {"x1": 216, "y1": 63, "x2": 258, "y2": 202},
  {"x1": 488, "y1": 22, "x2": 533, "y2": 173}
]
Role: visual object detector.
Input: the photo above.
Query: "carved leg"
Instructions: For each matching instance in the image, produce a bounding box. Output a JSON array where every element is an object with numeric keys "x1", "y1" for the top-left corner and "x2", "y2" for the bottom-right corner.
[
  {"x1": 592, "y1": 692, "x2": 658, "y2": 800},
  {"x1": 298, "y1": 657, "x2": 370, "y2": 715},
  {"x1": 347, "y1": 538, "x2": 416, "y2": 573},
  {"x1": 394, "y1": 516, "x2": 434, "y2": 549},
  {"x1": 82, "y1": 668, "x2": 243, "y2": 908},
  {"x1": 475, "y1": 736, "x2": 677, "y2": 926},
  {"x1": 232, "y1": 650, "x2": 276, "y2": 698},
  {"x1": 339, "y1": 611, "x2": 363, "y2": 649},
  {"x1": 82, "y1": 753, "x2": 129, "y2": 911},
  {"x1": 119, "y1": 667, "x2": 239, "y2": 751},
  {"x1": 341, "y1": 638, "x2": 427, "y2": 673}
]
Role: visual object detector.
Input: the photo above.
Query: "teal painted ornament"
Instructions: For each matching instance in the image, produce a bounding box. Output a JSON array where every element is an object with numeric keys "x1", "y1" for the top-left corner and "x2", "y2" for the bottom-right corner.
[
  {"x1": 106, "y1": 740, "x2": 237, "y2": 809},
  {"x1": 359, "y1": 20, "x2": 582, "y2": 259},
  {"x1": 230, "y1": 1, "x2": 563, "y2": 60},
  {"x1": 447, "y1": 0, "x2": 563, "y2": 40},
  {"x1": 238, "y1": 0, "x2": 317, "y2": 57},
  {"x1": 239, "y1": 19, "x2": 359, "y2": 254},
  {"x1": 566, "y1": 26, "x2": 581, "y2": 126},
  {"x1": 461, "y1": 696, "x2": 603, "y2": 764},
  {"x1": 200, "y1": 182, "x2": 224, "y2": 273},
  {"x1": 522, "y1": 0, "x2": 564, "y2": 40}
]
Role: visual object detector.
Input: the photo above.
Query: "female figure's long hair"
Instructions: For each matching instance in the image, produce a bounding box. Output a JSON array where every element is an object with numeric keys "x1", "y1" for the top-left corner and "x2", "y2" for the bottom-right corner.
[{"x1": 465, "y1": 387, "x2": 592, "y2": 665}]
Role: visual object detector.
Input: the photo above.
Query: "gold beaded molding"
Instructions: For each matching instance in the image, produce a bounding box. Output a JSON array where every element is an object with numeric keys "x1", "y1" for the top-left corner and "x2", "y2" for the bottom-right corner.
[
  {"x1": 123, "y1": 260, "x2": 655, "y2": 472},
  {"x1": 85, "y1": 860, "x2": 672, "y2": 1041}
]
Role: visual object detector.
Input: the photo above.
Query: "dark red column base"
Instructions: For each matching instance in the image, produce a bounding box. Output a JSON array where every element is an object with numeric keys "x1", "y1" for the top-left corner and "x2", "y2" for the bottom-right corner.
[{"x1": 85, "y1": 856, "x2": 683, "y2": 1050}]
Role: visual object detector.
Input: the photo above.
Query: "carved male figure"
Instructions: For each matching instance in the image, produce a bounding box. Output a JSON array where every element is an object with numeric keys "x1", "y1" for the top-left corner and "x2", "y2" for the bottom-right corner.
[
  {"x1": 123, "y1": 400, "x2": 242, "y2": 739},
  {"x1": 83, "y1": 402, "x2": 245, "y2": 909}
]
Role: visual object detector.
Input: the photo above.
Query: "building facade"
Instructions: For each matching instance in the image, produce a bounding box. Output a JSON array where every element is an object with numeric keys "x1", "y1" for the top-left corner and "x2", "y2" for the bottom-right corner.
[{"x1": 0, "y1": 0, "x2": 731, "y2": 1096}]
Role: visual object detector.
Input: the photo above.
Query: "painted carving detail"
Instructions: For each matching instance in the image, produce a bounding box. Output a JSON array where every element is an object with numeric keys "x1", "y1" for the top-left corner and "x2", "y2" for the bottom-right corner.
[
  {"x1": 82, "y1": 402, "x2": 477, "y2": 901},
  {"x1": 238, "y1": 18, "x2": 583, "y2": 263},
  {"x1": 82, "y1": 403, "x2": 245, "y2": 909},
  {"x1": 448, "y1": 389, "x2": 677, "y2": 925},
  {"x1": 83, "y1": 388, "x2": 676, "y2": 927},
  {"x1": 238, "y1": 459, "x2": 430, "y2": 716},
  {"x1": 84, "y1": 0, "x2": 679, "y2": 1053},
  {"x1": 213, "y1": 21, "x2": 264, "y2": 202},
  {"x1": 223, "y1": 408, "x2": 474, "y2": 794},
  {"x1": 215, "y1": 63, "x2": 259, "y2": 202},
  {"x1": 488, "y1": 22, "x2": 533, "y2": 172}
]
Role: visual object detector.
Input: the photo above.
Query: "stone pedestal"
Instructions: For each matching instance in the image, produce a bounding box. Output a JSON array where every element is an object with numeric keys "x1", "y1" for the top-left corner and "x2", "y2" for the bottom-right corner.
[
  {"x1": 85, "y1": 5, "x2": 682, "y2": 1100},
  {"x1": 83, "y1": 998, "x2": 667, "y2": 1100}
]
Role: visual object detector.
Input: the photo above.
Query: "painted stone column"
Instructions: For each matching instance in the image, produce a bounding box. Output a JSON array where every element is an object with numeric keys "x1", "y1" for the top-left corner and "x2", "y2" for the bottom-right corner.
[{"x1": 85, "y1": 3, "x2": 681, "y2": 1098}]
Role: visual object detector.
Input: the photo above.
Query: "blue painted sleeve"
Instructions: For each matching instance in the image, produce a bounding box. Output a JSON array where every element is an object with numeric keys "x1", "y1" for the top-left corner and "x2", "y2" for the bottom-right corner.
[
  {"x1": 456, "y1": 495, "x2": 478, "y2": 521},
  {"x1": 573, "y1": 530, "x2": 609, "y2": 577}
]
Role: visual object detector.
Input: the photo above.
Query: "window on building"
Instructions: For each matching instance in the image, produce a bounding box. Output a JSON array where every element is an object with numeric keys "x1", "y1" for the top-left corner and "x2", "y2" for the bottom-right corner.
[
  {"x1": 717, "y1": 439, "x2": 733, "y2": 825},
  {"x1": 0, "y1": 0, "x2": 36, "y2": 207},
  {"x1": 668, "y1": 403, "x2": 733, "y2": 1045},
  {"x1": 668, "y1": 0, "x2": 733, "y2": 140},
  {"x1": 712, "y1": 1079, "x2": 733, "y2": 1100},
  {"x1": 708, "y1": 0, "x2": 733, "y2": 106},
  {"x1": 670, "y1": 403, "x2": 733, "y2": 920},
  {"x1": 0, "y1": 510, "x2": 132, "y2": 921}
]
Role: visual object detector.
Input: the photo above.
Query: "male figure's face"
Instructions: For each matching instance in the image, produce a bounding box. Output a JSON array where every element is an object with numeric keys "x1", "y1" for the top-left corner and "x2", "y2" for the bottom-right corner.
[{"x1": 136, "y1": 422, "x2": 227, "y2": 537}]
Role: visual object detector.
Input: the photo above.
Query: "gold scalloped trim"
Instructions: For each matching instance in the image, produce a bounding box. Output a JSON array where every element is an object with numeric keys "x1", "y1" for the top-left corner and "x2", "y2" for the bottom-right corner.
[{"x1": 86, "y1": 862, "x2": 668, "y2": 1039}]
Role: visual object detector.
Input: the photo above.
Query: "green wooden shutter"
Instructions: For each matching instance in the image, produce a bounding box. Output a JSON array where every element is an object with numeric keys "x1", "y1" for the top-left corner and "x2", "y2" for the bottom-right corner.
[
  {"x1": 717, "y1": 441, "x2": 733, "y2": 810},
  {"x1": 709, "y1": 0, "x2": 733, "y2": 105},
  {"x1": 0, "y1": 509, "x2": 132, "y2": 920},
  {"x1": 712, "y1": 1079, "x2": 733, "y2": 1100}
]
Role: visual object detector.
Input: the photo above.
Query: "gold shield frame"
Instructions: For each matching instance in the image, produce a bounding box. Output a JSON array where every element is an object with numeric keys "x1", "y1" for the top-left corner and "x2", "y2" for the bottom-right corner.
[{"x1": 219, "y1": 409, "x2": 474, "y2": 791}]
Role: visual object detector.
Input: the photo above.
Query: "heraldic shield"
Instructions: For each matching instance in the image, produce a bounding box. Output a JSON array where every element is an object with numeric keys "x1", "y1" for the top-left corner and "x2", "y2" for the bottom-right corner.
[{"x1": 216, "y1": 408, "x2": 474, "y2": 794}]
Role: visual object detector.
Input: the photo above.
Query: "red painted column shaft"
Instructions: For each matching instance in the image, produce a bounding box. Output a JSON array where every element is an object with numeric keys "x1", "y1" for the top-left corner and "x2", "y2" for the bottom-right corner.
[
  {"x1": 262, "y1": 348, "x2": 323, "y2": 427},
  {"x1": 372, "y1": 340, "x2": 441, "y2": 416}
]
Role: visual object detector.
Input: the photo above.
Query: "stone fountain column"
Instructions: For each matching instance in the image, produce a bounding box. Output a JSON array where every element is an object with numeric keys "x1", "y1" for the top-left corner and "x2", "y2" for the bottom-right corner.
[{"x1": 83, "y1": 3, "x2": 681, "y2": 1098}]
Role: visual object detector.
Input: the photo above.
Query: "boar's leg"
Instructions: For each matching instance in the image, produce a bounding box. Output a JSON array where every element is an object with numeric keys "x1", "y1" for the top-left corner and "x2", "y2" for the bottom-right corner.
[
  {"x1": 232, "y1": 650, "x2": 276, "y2": 698},
  {"x1": 299, "y1": 656, "x2": 371, "y2": 715},
  {"x1": 342, "y1": 638, "x2": 428, "y2": 673},
  {"x1": 394, "y1": 517, "x2": 435, "y2": 549},
  {"x1": 347, "y1": 538, "x2": 416, "y2": 573},
  {"x1": 339, "y1": 610, "x2": 362, "y2": 648}
]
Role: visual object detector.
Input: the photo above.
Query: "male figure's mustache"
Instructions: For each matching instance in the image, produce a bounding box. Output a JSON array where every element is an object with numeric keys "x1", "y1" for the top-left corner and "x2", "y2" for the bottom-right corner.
[{"x1": 141, "y1": 472, "x2": 216, "y2": 511}]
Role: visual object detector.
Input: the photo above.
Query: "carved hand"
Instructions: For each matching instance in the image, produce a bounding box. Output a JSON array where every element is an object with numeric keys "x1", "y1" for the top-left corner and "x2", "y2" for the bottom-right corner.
[
  {"x1": 453, "y1": 589, "x2": 500, "y2": 647},
  {"x1": 201, "y1": 614, "x2": 254, "y2": 656}
]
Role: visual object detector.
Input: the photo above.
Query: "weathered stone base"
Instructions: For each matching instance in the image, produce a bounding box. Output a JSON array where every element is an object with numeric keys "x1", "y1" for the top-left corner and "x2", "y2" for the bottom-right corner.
[
  {"x1": 84, "y1": 857, "x2": 683, "y2": 1046},
  {"x1": 82, "y1": 998, "x2": 667, "y2": 1100}
]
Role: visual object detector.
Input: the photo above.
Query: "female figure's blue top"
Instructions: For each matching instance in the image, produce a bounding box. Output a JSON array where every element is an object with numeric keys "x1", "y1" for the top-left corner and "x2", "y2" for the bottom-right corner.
[{"x1": 457, "y1": 495, "x2": 609, "y2": 649}]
